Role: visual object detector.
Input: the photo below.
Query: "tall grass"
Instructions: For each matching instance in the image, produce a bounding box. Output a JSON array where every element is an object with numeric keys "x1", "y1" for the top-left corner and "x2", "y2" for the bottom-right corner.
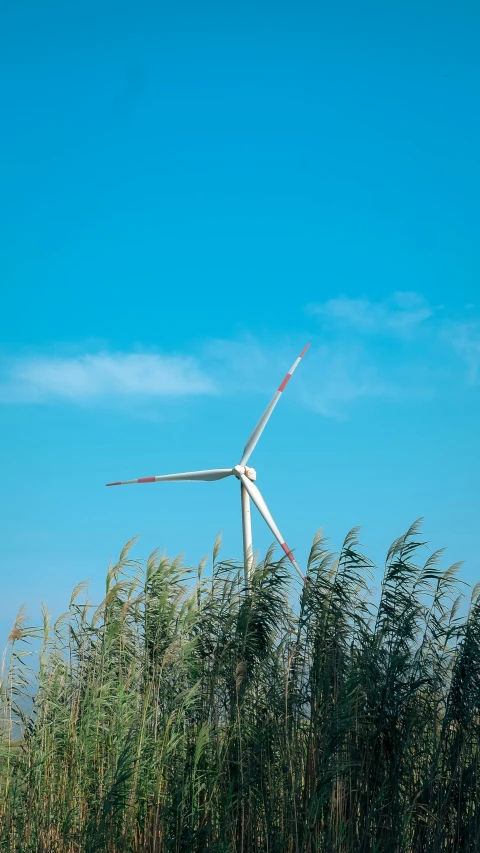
[{"x1": 1, "y1": 522, "x2": 479, "y2": 852}]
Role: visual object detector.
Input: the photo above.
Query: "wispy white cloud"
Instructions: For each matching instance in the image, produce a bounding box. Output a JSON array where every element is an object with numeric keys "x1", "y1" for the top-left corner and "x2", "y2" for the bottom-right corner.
[
  {"x1": 0, "y1": 337, "x2": 417, "y2": 419},
  {"x1": 297, "y1": 344, "x2": 391, "y2": 417},
  {"x1": 205, "y1": 337, "x2": 274, "y2": 394},
  {"x1": 0, "y1": 352, "x2": 215, "y2": 403},
  {"x1": 450, "y1": 321, "x2": 480, "y2": 382},
  {"x1": 307, "y1": 292, "x2": 432, "y2": 336},
  {"x1": 206, "y1": 337, "x2": 393, "y2": 418},
  {"x1": 2, "y1": 292, "x2": 476, "y2": 417}
]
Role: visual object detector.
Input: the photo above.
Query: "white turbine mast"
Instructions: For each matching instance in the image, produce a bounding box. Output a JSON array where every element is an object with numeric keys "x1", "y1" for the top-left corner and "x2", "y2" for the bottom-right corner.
[{"x1": 106, "y1": 343, "x2": 310, "y2": 587}]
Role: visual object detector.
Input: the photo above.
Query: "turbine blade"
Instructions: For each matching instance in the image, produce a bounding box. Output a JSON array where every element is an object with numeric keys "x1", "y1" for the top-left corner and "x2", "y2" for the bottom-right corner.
[
  {"x1": 106, "y1": 468, "x2": 234, "y2": 486},
  {"x1": 240, "y1": 343, "x2": 310, "y2": 466},
  {"x1": 239, "y1": 474, "x2": 305, "y2": 582}
]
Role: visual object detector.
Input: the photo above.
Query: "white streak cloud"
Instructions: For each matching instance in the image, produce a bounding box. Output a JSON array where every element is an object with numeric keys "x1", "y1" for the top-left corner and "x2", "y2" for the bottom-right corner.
[
  {"x1": 308, "y1": 292, "x2": 432, "y2": 335},
  {"x1": 206, "y1": 336, "x2": 391, "y2": 419},
  {"x1": 450, "y1": 322, "x2": 480, "y2": 382},
  {"x1": 298, "y1": 345, "x2": 391, "y2": 417},
  {"x1": 0, "y1": 352, "x2": 215, "y2": 403}
]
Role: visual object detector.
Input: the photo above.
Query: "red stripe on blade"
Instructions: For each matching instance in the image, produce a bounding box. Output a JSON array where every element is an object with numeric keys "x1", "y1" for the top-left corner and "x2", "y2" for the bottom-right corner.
[
  {"x1": 106, "y1": 482, "x2": 122, "y2": 487},
  {"x1": 299, "y1": 342, "x2": 311, "y2": 358},
  {"x1": 278, "y1": 373, "x2": 292, "y2": 392},
  {"x1": 138, "y1": 477, "x2": 156, "y2": 483},
  {"x1": 281, "y1": 542, "x2": 295, "y2": 562}
]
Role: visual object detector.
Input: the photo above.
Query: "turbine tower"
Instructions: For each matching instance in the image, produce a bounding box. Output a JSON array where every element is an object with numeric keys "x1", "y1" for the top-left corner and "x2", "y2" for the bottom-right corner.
[{"x1": 107, "y1": 343, "x2": 310, "y2": 587}]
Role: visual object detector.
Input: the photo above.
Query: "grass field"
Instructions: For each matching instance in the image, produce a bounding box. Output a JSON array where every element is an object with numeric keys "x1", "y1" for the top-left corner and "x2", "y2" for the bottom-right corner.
[{"x1": 1, "y1": 521, "x2": 479, "y2": 852}]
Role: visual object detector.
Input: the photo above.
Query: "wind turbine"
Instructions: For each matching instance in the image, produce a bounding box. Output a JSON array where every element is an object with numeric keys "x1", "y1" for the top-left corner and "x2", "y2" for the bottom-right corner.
[{"x1": 106, "y1": 343, "x2": 310, "y2": 586}]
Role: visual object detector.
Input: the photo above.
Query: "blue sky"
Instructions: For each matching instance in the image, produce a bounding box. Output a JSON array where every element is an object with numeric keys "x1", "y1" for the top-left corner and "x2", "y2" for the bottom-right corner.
[{"x1": 1, "y1": 0, "x2": 479, "y2": 644}]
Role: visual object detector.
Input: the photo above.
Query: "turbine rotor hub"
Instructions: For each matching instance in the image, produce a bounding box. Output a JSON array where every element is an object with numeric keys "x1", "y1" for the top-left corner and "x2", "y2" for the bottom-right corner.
[{"x1": 234, "y1": 464, "x2": 257, "y2": 481}]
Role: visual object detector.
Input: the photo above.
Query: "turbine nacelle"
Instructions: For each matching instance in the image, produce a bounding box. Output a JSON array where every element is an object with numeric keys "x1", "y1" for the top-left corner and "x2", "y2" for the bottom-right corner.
[{"x1": 234, "y1": 464, "x2": 257, "y2": 481}]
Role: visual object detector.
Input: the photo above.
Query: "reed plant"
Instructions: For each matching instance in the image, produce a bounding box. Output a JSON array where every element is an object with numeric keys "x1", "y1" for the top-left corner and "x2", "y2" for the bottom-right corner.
[{"x1": 1, "y1": 521, "x2": 479, "y2": 852}]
